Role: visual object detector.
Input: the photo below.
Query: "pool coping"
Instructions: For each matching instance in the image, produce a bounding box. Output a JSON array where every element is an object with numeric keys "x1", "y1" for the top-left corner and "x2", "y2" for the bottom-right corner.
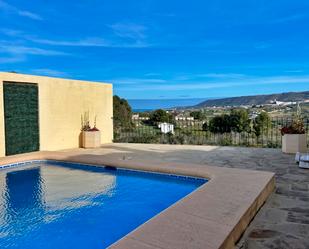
[
  {"x1": 0, "y1": 150, "x2": 275, "y2": 249},
  {"x1": 0, "y1": 159, "x2": 207, "y2": 183}
]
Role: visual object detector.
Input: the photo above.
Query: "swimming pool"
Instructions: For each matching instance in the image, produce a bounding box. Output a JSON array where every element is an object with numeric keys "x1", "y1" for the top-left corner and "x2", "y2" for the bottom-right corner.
[{"x1": 0, "y1": 161, "x2": 206, "y2": 249}]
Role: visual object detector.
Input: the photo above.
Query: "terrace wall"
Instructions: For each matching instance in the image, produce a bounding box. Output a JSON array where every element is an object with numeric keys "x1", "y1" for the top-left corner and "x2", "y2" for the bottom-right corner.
[{"x1": 0, "y1": 72, "x2": 113, "y2": 156}]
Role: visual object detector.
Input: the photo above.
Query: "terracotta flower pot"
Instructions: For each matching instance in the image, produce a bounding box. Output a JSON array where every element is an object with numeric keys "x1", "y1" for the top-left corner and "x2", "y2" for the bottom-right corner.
[
  {"x1": 282, "y1": 134, "x2": 307, "y2": 154},
  {"x1": 82, "y1": 131, "x2": 101, "y2": 148}
]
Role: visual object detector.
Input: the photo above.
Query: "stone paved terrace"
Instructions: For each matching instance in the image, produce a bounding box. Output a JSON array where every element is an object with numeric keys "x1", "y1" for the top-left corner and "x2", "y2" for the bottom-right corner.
[{"x1": 94, "y1": 143, "x2": 308, "y2": 249}]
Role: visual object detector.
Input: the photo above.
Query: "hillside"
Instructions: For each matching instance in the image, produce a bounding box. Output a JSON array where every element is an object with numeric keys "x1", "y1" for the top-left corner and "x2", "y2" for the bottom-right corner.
[{"x1": 194, "y1": 91, "x2": 309, "y2": 107}]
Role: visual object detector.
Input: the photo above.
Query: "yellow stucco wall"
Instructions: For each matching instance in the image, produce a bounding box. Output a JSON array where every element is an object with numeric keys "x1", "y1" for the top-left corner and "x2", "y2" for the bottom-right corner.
[{"x1": 0, "y1": 72, "x2": 113, "y2": 156}]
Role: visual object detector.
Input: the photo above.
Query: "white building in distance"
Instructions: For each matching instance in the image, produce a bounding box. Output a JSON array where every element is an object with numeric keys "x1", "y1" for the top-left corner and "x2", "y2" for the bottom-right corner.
[{"x1": 158, "y1": 123, "x2": 174, "y2": 134}]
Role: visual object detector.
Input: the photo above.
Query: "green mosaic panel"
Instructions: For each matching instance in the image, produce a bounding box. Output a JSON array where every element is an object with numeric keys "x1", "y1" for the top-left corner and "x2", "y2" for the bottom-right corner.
[{"x1": 3, "y1": 82, "x2": 39, "y2": 156}]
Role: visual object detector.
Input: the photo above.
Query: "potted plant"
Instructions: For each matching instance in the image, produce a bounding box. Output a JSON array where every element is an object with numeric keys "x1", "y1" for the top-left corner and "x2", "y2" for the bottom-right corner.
[
  {"x1": 81, "y1": 113, "x2": 101, "y2": 148},
  {"x1": 281, "y1": 104, "x2": 307, "y2": 154}
]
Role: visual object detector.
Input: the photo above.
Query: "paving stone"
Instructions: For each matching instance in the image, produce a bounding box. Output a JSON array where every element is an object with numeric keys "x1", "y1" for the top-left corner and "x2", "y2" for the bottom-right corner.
[
  {"x1": 245, "y1": 234, "x2": 309, "y2": 249},
  {"x1": 291, "y1": 183, "x2": 309, "y2": 192},
  {"x1": 285, "y1": 207, "x2": 309, "y2": 225},
  {"x1": 268, "y1": 196, "x2": 309, "y2": 213},
  {"x1": 269, "y1": 223, "x2": 309, "y2": 239},
  {"x1": 248, "y1": 229, "x2": 281, "y2": 239},
  {"x1": 254, "y1": 208, "x2": 287, "y2": 224}
]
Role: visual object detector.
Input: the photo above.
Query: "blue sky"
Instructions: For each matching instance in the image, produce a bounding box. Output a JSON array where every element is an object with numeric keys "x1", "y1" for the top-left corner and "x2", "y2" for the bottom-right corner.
[{"x1": 0, "y1": 0, "x2": 309, "y2": 100}]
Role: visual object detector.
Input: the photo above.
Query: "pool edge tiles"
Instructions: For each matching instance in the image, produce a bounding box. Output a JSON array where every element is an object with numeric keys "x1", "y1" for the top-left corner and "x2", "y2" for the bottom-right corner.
[
  {"x1": 0, "y1": 159, "x2": 46, "y2": 169},
  {"x1": 0, "y1": 159, "x2": 208, "y2": 184}
]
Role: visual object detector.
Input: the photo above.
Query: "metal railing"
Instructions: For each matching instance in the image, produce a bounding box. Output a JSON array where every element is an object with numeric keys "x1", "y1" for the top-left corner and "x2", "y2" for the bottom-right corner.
[{"x1": 114, "y1": 117, "x2": 309, "y2": 148}]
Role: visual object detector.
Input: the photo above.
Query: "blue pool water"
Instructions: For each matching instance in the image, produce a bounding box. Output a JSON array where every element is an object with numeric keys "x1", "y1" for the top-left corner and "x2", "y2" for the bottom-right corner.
[{"x1": 0, "y1": 162, "x2": 206, "y2": 249}]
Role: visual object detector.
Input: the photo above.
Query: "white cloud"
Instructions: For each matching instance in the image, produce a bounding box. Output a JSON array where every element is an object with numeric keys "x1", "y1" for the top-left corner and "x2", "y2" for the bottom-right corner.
[
  {"x1": 196, "y1": 73, "x2": 247, "y2": 79},
  {"x1": 109, "y1": 23, "x2": 147, "y2": 40},
  {"x1": 144, "y1": 73, "x2": 162, "y2": 77},
  {"x1": 28, "y1": 37, "x2": 109, "y2": 47},
  {"x1": 108, "y1": 78, "x2": 166, "y2": 85},
  {"x1": 17, "y1": 10, "x2": 42, "y2": 20},
  {"x1": 284, "y1": 70, "x2": 304, "y2": 73},
  {"x1": 29, "y1": 37, "x2": 149, "y2": 48},
  {"x1": 1, "y1": 28, "x2": 150, "y2": 48},
  {"x1": 106, "y1": 22, "x2": 150, "y2": 48},
  {"x1": 115, "y1": 75, "x2": 309, "y2": 92},
  {"x1": 271, "y1": 14, "x2": 307, "y2": 24},
  {"x1": 0, "y1": 0, "x2": 42, "y2": 20},
  {"x1": 1, "y1": 29, "x2": 108, "y2": 47},
  {"x1": 0, "y1": 54, "x2": 25, "y2": 64},
  {"x1": 0, "y1": 43, "x2": 69, "y2": 56},
  {"x1": 31, "y1": 69, "x2": 69, "y2": 77},
  {"x1": 0, "y1": 28, "x2": 23, "y2": 36}
]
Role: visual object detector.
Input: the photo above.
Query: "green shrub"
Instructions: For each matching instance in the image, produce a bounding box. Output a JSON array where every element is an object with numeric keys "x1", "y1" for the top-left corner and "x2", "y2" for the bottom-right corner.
[
  {"x1": 130, "y1": 134, "x2": 159, "y2": 143},
  {"x1": 202, "y1": 122, "x2": 208, "y2": 131}
]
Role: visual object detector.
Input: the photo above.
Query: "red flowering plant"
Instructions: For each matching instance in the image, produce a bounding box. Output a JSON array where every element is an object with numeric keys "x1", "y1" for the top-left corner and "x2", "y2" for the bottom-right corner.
[
  {"x1": 280, "y1": 119, "x2": 305, "y2": 135},
  {"x1": 88, "y1": 127, "x2": 100, "y2": 131},
  {"x1": 81, "y1": 112, "x2": 100, "y2": 132},
  {"x1": 280, "y1": 104, "x2": 305, "y2": 135}
]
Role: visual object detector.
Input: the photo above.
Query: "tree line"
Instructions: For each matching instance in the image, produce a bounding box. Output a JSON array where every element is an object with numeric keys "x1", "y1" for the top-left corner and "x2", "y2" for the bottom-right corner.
[
  {"x1": 203, "y1": 109, "x2": 271, "y2": 137},
  {"x1": 113, "y1": 95, "x2": 272, "y2": 137}
]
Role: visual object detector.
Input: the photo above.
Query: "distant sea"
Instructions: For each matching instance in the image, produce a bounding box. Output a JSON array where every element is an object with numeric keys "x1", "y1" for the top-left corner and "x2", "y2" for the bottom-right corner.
[{"x1": 128, "y1": 98, "x2": 210, "y2": 112}]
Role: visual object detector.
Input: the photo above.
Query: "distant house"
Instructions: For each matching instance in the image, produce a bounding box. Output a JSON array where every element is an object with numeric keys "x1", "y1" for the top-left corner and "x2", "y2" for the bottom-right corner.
[
  {"x1": 175, "y1": 115, "x2": 194, "y2": 121},
  {"x1": 132, "y1": 114, "x2": 139, "y2": 120},
  {"x1": 249, "y1": 114, "x2": 258, "y2": 120},
  {"x1": 270, "y1": 99, "x2": 297, "y2": 106},
  {"x1": 132, "y1": 114, "x2": 149, "y2": 120},
  {"x1": 158, "y1": 123, "x2": 174, "y2": 134}
]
